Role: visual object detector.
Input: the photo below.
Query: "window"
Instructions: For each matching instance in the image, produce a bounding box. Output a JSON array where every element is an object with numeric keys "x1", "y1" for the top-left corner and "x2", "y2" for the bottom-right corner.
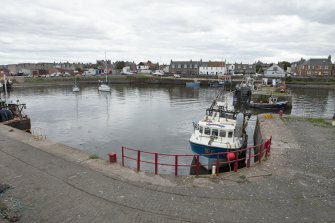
[
  {"x1": 212, "y1": 129, "x2": 218, "y2": 137},
  {"x1": 204, "y1": 128, "x2": 210, "y2": 135},
  {"x1": 177, "y1": 64, "x2": 181, "y2": 68},
  {"x1": 325, "y1": 66, "x2": 328, "y2": 69},
  {"x1": 219, "y1": 130, "x2": 226, "y2": 137},
  {"x1": 228, "y1": 131, "x2": 233, "y2": 138},
  {"x1": 199, "y1": 126, "x2": 203, "y2": 134},
  {"x1": 194, "y1": 64, "x2": 198, "y2": 68},
  {"x1": 184, "y1": 64, "x2": 187, "y2": 68}
]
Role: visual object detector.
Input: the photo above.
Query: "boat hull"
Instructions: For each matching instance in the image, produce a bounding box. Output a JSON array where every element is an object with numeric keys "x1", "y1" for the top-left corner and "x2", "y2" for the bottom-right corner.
[
  {"x1": 186, "y1": 82, "x2": 200, "y2": 88},
  {"x1": 249, "y1": 101, "x2": 287, "y2": 109},
  {"x1": 190, "y1": 141, "x2": 244, "y2": 170}
]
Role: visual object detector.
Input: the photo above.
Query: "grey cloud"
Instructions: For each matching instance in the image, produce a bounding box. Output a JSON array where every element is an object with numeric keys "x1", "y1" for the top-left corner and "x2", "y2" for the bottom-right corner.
[{"x1": 0, "y1": 0, "x2": 334, "y2": 64}]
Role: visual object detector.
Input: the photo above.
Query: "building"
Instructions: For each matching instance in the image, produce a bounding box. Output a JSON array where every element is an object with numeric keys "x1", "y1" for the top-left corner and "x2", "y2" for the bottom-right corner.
[
  {"x1": 254, "y1": 61, "x2": 271, "y2": 74},
  {"x1": 137, "y1": 61, "x2": 159, "y2": 71},
  {"x1": 226, "y1": 64, "x2": 235, "y2": 75},
  {"x1": 84, "y1": 68, "x2": 98, "y2": 76},
  {"x1": 199, "y1": 61, "x2": 226, "y2": 75},
  {"x1": 169, "y1": 60, "x2": 203, "y2": 76},
  {"x1": 291, "y1": 55, "x2": 333, "y2": 76},
  {"x1": 234, "y1": 62, "x2": 256, "y2": 74},
  {"x1": 264, "y1": 64, "x2": 285, "y2": 78}
]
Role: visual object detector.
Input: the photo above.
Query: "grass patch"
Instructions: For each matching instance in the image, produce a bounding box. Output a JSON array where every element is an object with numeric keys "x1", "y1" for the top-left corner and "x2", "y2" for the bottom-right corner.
[
  {"x1": 306, "y1": 117, "x2": 332, "y2": 127},
  {"x1": 88, "y1": 154, "x2": 99, "y2": 159}
]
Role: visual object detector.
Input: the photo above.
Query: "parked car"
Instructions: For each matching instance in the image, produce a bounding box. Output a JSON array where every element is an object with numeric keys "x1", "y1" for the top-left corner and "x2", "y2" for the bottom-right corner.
[{"x1": 173, "y1": 74, "x2": 181, "y2": 78}]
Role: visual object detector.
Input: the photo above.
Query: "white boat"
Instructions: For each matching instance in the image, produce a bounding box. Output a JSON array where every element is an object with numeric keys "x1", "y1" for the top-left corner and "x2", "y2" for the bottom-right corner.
[
  {"x1": 190, "y1": 92, "x2": 250, "y2": 170},
  {"x1": 72, "y1": 85, "x2": 80, "y2": 92},
  {"x1": 72, "y1": 77, "x2": 80, "y2": 92},
  {"x1": 152, "y1": 70, "x2": 164, "y2": 76},
  {"x1": 98, "y1": 83, "x2": 111, "y2": 92},
  {"x1": 98, "y1": 53, "x2": 111, "y2": 92}
]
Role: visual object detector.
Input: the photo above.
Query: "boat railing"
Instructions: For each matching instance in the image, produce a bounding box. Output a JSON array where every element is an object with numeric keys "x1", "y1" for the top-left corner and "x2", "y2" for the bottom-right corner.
[{"x1": 120, "y1": 136, "x2": 272, "y2": 176}]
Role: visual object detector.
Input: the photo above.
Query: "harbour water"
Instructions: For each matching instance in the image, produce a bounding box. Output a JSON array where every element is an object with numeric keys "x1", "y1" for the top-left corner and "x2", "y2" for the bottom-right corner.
[{"x1": 5, "y1": 84, "x2": 335, "y2": 173}]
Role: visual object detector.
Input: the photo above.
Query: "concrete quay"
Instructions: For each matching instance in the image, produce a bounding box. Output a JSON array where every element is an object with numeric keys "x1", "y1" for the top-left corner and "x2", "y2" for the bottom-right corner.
[{"x1": 0, "y1": 115, "x2": 334, "y2": 222}]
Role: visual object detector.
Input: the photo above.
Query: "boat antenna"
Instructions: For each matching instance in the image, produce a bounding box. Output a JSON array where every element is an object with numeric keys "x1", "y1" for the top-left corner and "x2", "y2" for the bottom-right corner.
[
  {"x1": 4, "y1": 73, "x2": 8, "y2": 100},
  {"x1": 105, "y1": 52, "x2": 107, "y2": 83}
]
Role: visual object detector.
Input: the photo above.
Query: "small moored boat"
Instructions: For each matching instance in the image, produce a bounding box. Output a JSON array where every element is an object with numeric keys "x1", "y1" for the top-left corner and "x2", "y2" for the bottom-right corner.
[
  {"x1": 249, "y1": 96, "x2": 288, "y2": 109},
  {"x1": 186, "y1": 80, "x2": 200, "y2": 88}
]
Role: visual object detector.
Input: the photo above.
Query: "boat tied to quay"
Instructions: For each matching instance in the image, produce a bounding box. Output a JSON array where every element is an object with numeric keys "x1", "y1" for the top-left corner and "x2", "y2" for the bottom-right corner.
[{"x1": 189, "y1": 90, "x2": 251, "y2": 170}]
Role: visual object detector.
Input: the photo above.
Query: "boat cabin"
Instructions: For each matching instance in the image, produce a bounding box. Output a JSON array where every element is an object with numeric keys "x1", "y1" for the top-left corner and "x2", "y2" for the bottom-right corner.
[{"x1": 193, "y1": 115, "x2": 240, "y2": 146}]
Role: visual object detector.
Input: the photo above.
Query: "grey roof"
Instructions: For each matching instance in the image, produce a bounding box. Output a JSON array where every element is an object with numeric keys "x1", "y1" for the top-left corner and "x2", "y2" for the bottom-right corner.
[
  {"x1": 170, "y1": 60, "x2": 202, "y2": 65},
  {"x1": 306, "y1": 58, "x2": 332, "y2": 66}
]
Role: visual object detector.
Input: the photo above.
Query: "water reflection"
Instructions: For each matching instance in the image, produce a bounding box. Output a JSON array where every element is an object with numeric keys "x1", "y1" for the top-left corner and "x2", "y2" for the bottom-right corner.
[{"x1": 290, "y1": 87, "x2": 335, "y2": 118}]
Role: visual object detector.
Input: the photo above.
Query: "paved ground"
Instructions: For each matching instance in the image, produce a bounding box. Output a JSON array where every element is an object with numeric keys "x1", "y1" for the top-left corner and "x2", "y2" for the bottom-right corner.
[{"x1": 0, "y1": 115, "x2": 334, "y2": 222}]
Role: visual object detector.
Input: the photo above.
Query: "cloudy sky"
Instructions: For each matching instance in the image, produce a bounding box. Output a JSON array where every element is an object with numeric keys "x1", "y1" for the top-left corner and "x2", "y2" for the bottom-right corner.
[{"x1": 0, "y1": 0, "x2": 334, "y2": 65}]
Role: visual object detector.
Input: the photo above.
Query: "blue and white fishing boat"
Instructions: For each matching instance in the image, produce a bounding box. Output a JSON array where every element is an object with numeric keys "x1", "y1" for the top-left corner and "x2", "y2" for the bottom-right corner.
[{"x1": 189, "y1": 92, "x2": 250, "y2": 170}]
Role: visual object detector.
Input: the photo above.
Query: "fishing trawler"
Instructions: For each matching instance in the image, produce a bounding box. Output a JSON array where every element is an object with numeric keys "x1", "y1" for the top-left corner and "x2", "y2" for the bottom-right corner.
[
  {"x1": 0, "y1": 99, "x2": 31, "y2": 132},
  {"x1": 189, "y1": 91, "x2": 250, "y2": 170}
]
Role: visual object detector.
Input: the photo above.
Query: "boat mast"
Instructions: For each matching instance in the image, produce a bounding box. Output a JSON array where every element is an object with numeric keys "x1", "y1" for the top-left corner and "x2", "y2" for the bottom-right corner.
[
  {"x1": 105, "y1": 52, "x2": 107, "y2": 83},
  {"x1": 4, "y1": 73, "x2": 8, "y2": 100}
]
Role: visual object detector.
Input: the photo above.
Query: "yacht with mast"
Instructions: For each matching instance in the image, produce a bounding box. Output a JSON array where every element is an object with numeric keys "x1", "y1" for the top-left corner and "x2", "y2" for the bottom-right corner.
[{"x1": 98, "y1": 53, "x2": 111, "y2": 92}]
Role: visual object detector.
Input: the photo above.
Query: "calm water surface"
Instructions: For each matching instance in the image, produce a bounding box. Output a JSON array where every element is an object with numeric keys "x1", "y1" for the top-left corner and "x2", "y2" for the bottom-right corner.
[{"x1": 7, "y1": 84, "x2": 335, "y2": 173}]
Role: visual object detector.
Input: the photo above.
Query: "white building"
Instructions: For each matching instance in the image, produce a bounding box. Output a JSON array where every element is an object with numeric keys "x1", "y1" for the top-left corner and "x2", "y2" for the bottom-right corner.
[
  {"x1": 227, "y1": 64, "x2": 235, "y2": 75},
  {"x1": 264, "y1": 64, "x2": 285, "y2": 78},
  {"x1": 84, "y1": 68, "x2": 97, "y2": 76},
  {"x1": 199, "y1": 61, "x2": 226, "y2": 75}
]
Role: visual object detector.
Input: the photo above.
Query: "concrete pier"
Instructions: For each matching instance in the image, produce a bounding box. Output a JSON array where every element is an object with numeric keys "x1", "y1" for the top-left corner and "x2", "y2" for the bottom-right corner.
[{"x1": 0, "y1": 115, "x2": 334, "y2": 222}]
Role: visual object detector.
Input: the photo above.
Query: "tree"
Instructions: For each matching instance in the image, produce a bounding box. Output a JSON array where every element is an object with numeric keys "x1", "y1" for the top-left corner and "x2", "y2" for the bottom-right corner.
[
  {"x1": 278, "y1": 61, "x2": 291, "y2": 71},
  {"x1": 256, "y1": 64, "x2": 263, "y2": 73},
  {"x1": 115, "y1": 61, "x2": 126, "y2": 70}
]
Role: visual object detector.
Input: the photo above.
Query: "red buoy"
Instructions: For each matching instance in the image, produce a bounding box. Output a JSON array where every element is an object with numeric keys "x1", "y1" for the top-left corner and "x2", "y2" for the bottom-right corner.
[{"x1": 226, "y1": 152, "x2": 235, "y2": 161}]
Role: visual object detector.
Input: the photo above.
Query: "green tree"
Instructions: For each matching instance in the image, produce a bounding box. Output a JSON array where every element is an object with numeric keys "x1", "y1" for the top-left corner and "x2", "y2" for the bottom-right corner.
[
  {"x1": 256, "y1": 64, "x2": 263, "y2": 73},
  {"x1": 278, "y1": 61, "x2": 291, "y2": 71},
  {"x1": 115, "y1": 61, "x2": 126, "y2": 69}
]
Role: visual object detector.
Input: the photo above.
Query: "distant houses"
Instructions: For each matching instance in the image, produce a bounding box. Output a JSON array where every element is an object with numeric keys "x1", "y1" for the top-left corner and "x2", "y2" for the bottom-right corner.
[
  {"x1": 169, "y1": 60, "x2": 203, "y2": 75},
  {"x1": 264, "y1": 64, "x2": 285, "y2": 78},
  {"x1": 1, "y1": 55, "x2": 333, "y2": 78},
  {"x1": 291, "y1": 55, "x2": 333, "y2": 76},
  {"x1": 199, "y1": 61, "x2": 226, "y2": 75}
]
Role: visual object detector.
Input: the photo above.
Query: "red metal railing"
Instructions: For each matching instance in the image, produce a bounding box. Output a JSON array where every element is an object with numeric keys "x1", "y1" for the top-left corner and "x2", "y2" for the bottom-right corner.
[{"x1": 121, "y1": 137, "x2": 272, "y2": 176}]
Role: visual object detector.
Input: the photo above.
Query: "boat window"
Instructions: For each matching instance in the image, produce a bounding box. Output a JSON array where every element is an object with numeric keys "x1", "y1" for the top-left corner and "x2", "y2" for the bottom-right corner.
[
  {"x1": 199, "y1": 126, "x2": 203, "y2": 134},
  {"x1": 219, "y1": 130, "x2": 226, "y2": 137},
  {"x1": 204, "y1": 127, "x2": 210, "y2": 135},
  {"x1": 212, "y1": 129, "x2": 218, "y2": 137},
  {"x1": 228, "y1": 131, "x2": 233, "y2": 138}
]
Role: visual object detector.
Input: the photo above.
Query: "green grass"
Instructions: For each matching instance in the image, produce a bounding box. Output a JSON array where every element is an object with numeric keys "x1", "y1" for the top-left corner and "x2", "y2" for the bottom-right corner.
[
  {"x1": 282, "y1": 116, "x2": 332, "y2": 127},
  {"x1": 306, "y1": 117, "x2": 332, "y2": 127},
  {"x1": 88, "y1": 154, "x2": 99, "y2": 159}
]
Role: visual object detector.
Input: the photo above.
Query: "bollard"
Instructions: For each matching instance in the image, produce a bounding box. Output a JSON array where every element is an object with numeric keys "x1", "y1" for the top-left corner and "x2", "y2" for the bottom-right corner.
[
  {"x1": 212, "y1": 165, "x2": 216, "y2": 176},
  {"x1": 279, "y1": 110, "x2": 283, "y2": 118},
  {"x1": 108, "y1": 152, "x2": 117, "y2": 163}
]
